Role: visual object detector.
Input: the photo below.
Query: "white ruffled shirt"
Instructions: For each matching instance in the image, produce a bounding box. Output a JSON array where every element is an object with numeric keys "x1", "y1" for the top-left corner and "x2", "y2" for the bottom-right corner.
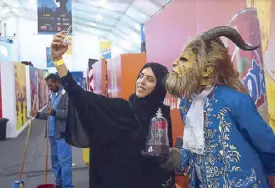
[{"x1": 183, "y1": 86, "x2": 214, "y2": 154}]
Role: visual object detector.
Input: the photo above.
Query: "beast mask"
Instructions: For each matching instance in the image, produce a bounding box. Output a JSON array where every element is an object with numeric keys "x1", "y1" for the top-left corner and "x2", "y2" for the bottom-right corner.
[{"x1": 166, "y1": 26, "x2": 260, "y2": 99}]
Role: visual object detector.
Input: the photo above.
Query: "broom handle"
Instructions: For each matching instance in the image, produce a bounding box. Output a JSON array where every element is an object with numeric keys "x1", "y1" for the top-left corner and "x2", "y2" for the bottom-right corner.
[
  {"x1": 45, "y1": 100, "x2": 50, "y2": 184},
  {"x1": 19, "y1": 94, "x2": 37, "y2": 180},
  {"x1": 19, "y1": 119, "x2": 33, "y2": 180},
  {"x1": 45, "y1": 118, "x2": 49, "y2": 183}
]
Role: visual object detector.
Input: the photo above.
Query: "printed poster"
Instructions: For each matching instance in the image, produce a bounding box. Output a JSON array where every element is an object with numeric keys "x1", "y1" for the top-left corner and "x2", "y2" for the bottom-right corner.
[
  {"x1": 227, "y1": 7, "x2": 268, "y2": 122},
  {"x1": 246, "y1": 1, "x2": 275, "y2": 185},
  {"x1": 37, "y1": 0, "x2": 72, "y2": 34},
  {"x1": 29, "y1": 66, "x2": 38, "y2": 111},
  {"x1": 100, "y1": 41, "x2": 111, "y2": 60},
  {"x1": 15, "y1": 63, "x2": 27, "y2": 130}
]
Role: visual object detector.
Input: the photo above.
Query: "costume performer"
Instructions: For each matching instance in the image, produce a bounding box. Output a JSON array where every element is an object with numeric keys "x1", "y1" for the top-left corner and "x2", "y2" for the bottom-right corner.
[
  {"x1": 166, "y1": 26, "x2": 275, "y2": 187},
  {"x1": 50, "y1": 31, "x2": 181, "y2": 188}
]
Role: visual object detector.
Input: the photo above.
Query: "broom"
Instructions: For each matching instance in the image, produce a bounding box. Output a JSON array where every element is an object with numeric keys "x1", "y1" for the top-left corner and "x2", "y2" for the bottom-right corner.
[
  {"x1": 12, "y1": 95, "x2": 37, "y2": 188},
  {"x1": 37, "y1": 97, "x2": 55, "y2": 188}
]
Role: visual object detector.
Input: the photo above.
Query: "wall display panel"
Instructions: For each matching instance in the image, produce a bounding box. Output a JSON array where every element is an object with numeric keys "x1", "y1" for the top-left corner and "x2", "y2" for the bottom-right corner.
[
  {"x1": 29, "y1": 66, "x2": 38, "y2": 111},
  {"x1": 14, "y1": 63, "x2": 27, "y2": 130}
]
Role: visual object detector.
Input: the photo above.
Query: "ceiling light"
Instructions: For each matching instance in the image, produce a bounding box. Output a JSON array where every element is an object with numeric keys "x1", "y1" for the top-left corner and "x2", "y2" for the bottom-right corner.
[
  {"x1": 96, "y1": 14, "x2": 103, "y2": 21},
  {"x1": 29, "y1": 0, "x2": 35, "y2": 4},
  {"x1": 91, "y1": 23, "x2": 97, "y2": 27}
]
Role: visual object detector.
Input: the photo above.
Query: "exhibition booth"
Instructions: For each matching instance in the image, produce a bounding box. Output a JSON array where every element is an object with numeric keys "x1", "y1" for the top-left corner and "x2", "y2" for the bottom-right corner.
[
  {"x1": 0, "y1": 38, "x2": 86, "y2": 139},
  {"x1": 0, "y1": 59, "x2": 49, "y2": 138},
  {"x1": 0, "y1": 37, "x2": 46, "y2": 138},
  {"x1": 1, "y1": 0, "x2": 275, "y2": 186}
]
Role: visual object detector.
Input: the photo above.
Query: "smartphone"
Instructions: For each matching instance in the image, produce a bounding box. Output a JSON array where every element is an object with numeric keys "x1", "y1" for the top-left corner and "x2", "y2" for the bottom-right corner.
[{"x1": 63, "y1": 25, "x2": 72, "y2": 38}]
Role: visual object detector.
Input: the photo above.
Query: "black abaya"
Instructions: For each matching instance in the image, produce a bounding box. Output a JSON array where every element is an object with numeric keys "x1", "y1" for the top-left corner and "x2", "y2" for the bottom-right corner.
[{"x1": 61, "y1": 64, "x2": 174, "y2": 188}]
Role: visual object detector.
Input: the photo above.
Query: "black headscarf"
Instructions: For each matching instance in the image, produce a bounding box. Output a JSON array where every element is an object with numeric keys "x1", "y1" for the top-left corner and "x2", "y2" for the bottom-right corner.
[{"x1": 129, "y1": 62, "x2": 169, "y2": 136}]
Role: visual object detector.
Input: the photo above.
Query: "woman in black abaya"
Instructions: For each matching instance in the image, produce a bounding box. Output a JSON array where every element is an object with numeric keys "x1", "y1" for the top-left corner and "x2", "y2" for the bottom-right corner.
[
  {"x1": 58, "y1": 61, "x2": 175, "y2": 188},
  {"x1": 62, "y1": 62, "x2": 176, "y2": 188}
]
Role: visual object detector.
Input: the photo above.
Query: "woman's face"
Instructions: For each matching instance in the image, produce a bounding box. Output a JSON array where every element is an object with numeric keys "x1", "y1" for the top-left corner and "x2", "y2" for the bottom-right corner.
[{"x1": 136, "y1": 67, "x2": 157, "y2": 98}]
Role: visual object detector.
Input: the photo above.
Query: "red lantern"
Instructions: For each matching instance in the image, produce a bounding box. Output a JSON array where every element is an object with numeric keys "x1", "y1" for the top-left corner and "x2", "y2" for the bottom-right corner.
[{"x1": 145, "y1": 108, "x2": 169, "y2": 156}]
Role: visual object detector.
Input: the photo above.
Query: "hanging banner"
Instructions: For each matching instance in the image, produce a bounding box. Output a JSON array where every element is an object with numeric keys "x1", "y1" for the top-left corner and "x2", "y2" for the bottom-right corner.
[
  {"x1": 37, "y1": 0, "x2": 72, "y2": 34},
  {"x1": 100, "y1": 41, "x2": 111, "y2": 60}
]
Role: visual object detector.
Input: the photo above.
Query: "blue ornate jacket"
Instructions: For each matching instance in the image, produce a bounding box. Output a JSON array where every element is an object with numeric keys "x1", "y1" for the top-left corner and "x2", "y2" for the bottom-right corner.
[{"x1": 176, "y1": 85, "x2": 275, "y2": 188}]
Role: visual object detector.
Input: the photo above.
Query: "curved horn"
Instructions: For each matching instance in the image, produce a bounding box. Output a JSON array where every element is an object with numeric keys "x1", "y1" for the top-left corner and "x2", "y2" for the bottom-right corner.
[{"x1": 200, "y1": 26, "x2": 259, "y2": 51}]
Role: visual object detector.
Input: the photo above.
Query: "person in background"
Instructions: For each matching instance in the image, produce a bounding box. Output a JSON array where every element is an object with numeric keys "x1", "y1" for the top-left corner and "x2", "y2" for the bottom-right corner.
[
  {"x1": 49, "y1": 31, "x2": 180, "y2": 188},
  {"x1": 31, "y1": 74, "x2": 74, "y2": 188}
]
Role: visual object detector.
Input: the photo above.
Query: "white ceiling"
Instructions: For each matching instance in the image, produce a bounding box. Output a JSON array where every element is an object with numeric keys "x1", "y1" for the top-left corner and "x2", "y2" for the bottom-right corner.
[{"x1": 0, "y1": 0, "x2": 172, "y2": 52}]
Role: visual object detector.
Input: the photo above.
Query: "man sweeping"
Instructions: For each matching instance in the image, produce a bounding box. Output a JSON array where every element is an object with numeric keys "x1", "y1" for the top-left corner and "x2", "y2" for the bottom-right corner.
[{"x1": 31, "y1": 74, "x2": 74, "y2": 188}]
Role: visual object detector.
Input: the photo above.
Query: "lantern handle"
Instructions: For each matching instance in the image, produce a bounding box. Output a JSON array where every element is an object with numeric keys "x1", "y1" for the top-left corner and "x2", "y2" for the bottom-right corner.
[{"x1": 156, "y1": 108, "x2": 163, "y2": 118}]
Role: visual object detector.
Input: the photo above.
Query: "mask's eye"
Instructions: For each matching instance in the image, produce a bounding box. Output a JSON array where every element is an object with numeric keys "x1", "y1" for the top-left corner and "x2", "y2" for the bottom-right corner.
[{"x1": 180, "y1": 57, "x2": 188, "y2": 62}]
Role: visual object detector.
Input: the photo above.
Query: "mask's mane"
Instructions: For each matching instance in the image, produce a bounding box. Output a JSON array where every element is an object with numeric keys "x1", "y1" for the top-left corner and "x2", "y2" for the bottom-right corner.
[{"x1": 185, "y1": 37, "x2": 247, "y2": 93}]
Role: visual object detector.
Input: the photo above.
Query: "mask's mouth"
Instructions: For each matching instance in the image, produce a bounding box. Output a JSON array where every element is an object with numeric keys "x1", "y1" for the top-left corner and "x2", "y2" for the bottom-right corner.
[{"x1": 172, "y1": 71, "x2": 178, "y2": 75}]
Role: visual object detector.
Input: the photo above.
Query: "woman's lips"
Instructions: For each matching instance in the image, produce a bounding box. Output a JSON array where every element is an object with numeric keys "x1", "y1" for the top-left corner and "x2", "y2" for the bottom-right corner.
[{"x1": 137, "y1": 86, "x2": 146, "y2": 91}]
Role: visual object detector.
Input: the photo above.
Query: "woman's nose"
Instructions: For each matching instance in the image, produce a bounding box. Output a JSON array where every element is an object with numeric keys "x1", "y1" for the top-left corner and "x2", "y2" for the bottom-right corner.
[{"x1": 138, "y1": 77, "x2": 146, "y2": 85}]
